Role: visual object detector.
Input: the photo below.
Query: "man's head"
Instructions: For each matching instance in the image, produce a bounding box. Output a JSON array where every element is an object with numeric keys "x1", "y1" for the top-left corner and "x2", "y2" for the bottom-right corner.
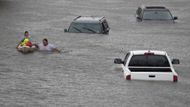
[
  {"x1": 24, "y1": 31, "x2": 29, "y2": 37},
  {"x1": 43, "y1": 38, "x2": 48, "y2": 46}
]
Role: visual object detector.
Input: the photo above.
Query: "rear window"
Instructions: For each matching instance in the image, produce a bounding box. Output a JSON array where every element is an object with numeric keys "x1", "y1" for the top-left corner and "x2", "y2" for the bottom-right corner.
[
  {"x1": 68, "y1": 22, "x2": 102, "y2": 33},
  {"x1": 128, "y1": 55, "x2": 170, "y2": 67},
  {"x1": 143, "y1": 10, "x2": 173, "y2": 20}
]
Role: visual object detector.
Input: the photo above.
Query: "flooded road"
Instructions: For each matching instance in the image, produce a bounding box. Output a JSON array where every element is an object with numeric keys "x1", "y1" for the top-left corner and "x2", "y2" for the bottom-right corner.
[{"x1": 0, "y1": 0, "x2": 190, "y2": 106}]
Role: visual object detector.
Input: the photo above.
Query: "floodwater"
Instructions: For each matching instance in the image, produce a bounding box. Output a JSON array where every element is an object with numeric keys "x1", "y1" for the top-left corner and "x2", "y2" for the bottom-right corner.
[{"x1": 0, "y1": 0, "x2": 190, "y2": 106}]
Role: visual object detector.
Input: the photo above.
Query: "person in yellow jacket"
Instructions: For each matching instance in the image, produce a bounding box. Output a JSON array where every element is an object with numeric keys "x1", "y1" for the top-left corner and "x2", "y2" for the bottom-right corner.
[
  {"x1": 16, "y1": 31, "x2": 33, "y2": 48},
  {"x1": 21, "y1": 38, "x2": 32, "y2": 47}
]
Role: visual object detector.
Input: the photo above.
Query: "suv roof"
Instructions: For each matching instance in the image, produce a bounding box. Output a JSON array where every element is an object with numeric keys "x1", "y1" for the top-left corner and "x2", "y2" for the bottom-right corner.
[
  {"x1": 140, "y1": 5, "x2": 168, "y2": 10},
  {"x1": 73, "y1": 16, "x2": 105, "y2": 23},
  {"x1": 130, "y1": 50, "x2": 166, "y2": 55},
  {"x1": 145, "y1": 6, "x2": 166, "y2": 9}
]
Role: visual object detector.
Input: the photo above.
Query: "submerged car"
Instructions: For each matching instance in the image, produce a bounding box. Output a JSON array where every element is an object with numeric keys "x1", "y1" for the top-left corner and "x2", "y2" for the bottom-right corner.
[
  {"x1": 136, "y1": 6, "x2": 178, "y2": 22},
  {"x1": 64, "y1": 16, "x2": 110, "y2": 34},
  {"x1": 114, "y1": 50, "x2": 180, "y2": 82}
]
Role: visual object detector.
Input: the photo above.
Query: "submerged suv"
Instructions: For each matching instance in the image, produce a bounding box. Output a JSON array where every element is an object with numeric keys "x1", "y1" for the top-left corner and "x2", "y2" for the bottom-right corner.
[
  {"x1": 136, "y1": 6, "x2": 178, "y2": 22},
  {"x1": 114, "y1": 50, "x2": 180, "y2": 82},
  {"x1": 64, "y1": 16, "x2": 110, "y2": 34}
]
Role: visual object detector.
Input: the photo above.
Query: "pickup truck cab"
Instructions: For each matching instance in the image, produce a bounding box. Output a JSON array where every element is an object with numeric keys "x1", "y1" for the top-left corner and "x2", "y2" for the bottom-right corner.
[{"x1": 114, "y1": 50, "x2": 180, "y2": 82}]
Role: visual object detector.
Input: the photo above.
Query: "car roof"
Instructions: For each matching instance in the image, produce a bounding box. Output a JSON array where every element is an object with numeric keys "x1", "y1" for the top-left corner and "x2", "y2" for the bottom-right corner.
[
  {"x1": 73, "y1": 16, "x2": 105, "y2": 23},
  {"x1": 140, "y1": 5, "x2": 169, "y2": 10},
  {"x1": 130, "y1": 50, "x2": 167, "y2": 55}
]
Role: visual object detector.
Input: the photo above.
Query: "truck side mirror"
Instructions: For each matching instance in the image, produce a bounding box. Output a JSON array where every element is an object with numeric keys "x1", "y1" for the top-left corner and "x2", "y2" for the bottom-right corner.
[
  {"x1": 64, "y1": 29, "x2": 68, "y2": 32},
  {"x1": 172, "y1": 59, "x2": 180, "y2": 64},
  {"x1": 114, "y1": 58, "x2": 124, "y2": 64},
  {"x1": 173, "y1": 16, "x2": 178, "y2": 20}
]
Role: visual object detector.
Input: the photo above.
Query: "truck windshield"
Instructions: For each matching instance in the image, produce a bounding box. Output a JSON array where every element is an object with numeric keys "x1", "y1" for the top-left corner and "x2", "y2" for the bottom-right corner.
[
  {"x1": 68, "y1": 22, "x2": 102, "y2": 33},
  {"x1": 129, "y1": 55, "x2": 170, "y2": 67}
]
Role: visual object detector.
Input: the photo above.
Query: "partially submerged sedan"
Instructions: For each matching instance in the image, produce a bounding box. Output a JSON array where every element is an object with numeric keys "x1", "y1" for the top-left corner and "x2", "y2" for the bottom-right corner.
[{"x1": 114, "y1": 50, "x2": 180, "y2": 82}]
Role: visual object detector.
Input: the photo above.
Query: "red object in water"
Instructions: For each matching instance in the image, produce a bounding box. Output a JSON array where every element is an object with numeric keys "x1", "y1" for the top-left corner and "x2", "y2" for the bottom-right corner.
[{"x1": 26, "y1": 41, "x2": 32, "y2": 47}]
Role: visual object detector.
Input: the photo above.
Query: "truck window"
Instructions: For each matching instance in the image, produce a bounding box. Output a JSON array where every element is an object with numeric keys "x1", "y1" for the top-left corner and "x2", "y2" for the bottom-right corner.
[{"x1": 128, "y1": 55, "x2": 170, "y2": 67}]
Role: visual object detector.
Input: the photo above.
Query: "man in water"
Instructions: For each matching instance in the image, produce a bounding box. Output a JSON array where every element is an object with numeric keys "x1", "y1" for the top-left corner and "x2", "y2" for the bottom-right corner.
[{"x1": 37, "y1": 38, "x2": 61, "y2": 53}]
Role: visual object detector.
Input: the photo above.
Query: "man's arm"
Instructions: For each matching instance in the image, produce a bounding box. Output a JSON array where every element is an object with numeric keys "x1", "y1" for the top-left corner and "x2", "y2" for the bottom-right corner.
[
  {"x1": 52, "y1": 48, "x2": 61, "y2": 53},
  {"x1": 50, "y1": 44, "x2": 61, "y2": 53}
]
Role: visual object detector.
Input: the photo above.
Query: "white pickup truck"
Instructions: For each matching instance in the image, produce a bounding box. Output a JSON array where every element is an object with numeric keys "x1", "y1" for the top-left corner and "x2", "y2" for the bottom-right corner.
[{"x1": 114, "y1": 50, "x2": 180, "y2": 82}]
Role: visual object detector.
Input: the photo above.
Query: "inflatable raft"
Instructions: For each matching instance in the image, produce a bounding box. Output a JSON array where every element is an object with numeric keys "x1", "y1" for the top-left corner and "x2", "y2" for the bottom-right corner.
[{"x1": 17, "y1": 45, "x2": 37, "y2": 54}]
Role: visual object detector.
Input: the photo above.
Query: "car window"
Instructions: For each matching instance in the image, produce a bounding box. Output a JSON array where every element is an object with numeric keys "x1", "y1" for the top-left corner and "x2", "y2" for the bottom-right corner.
[
  {"x1": 68, "y1": 22, "x2": 102, "y2": 33},
  {"x1": 128, "y1": 55, "x2": 170, "y2": 67},
  {"x1": 143, "y1": 10, "x2": 173, "y2": 20}
]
